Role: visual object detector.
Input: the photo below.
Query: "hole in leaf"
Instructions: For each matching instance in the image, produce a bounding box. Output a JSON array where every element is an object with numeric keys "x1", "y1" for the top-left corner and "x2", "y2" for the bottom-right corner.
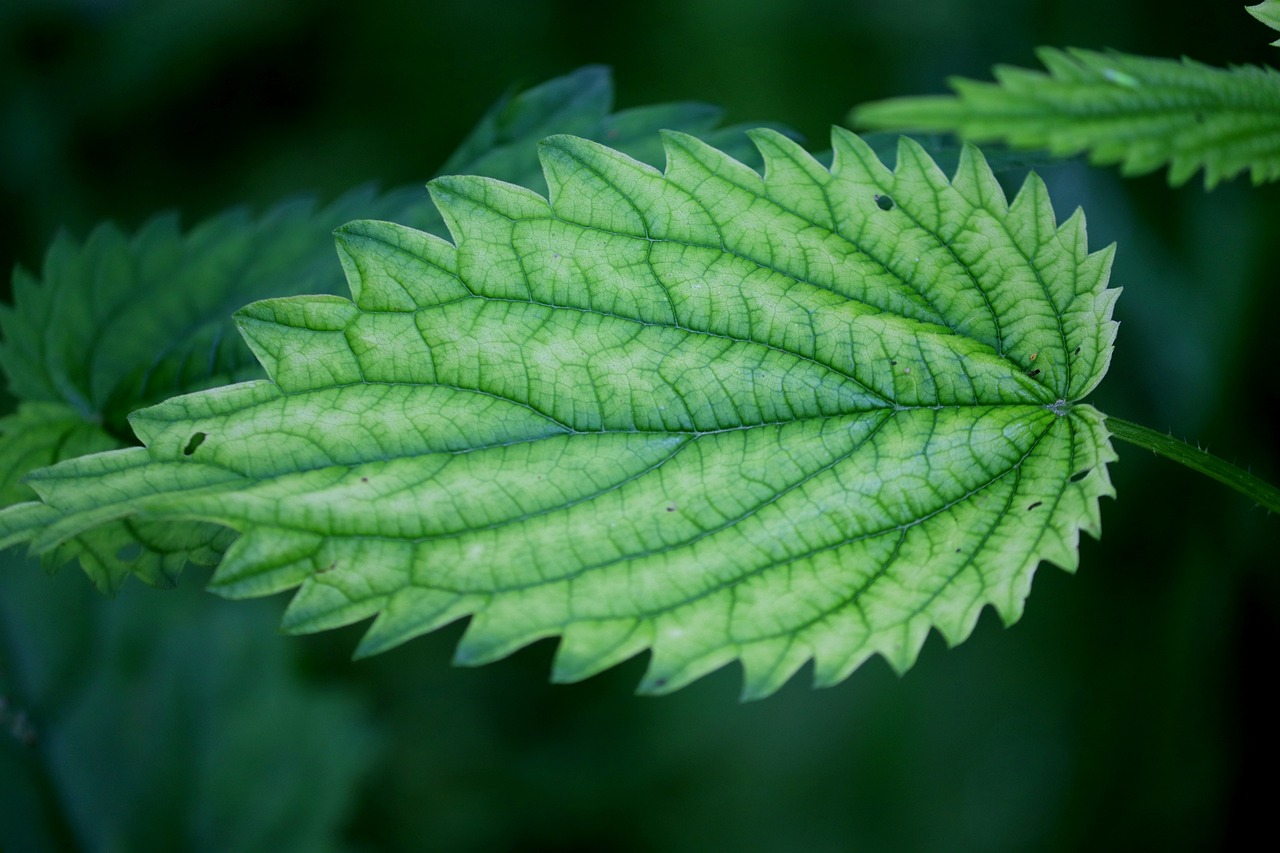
[
  {"x1": 1070, "y1": 468, "x2": 1091, "y2": 483},
  {"x1": 874, "y1": 194, "x2": 895, "y2": 211},
  {"x1": 183, "y1": 432, "x2": 207, "y2": 456},
  {"x1": 1027, "y1": 368, "x2": 1041, "y2": 377}
]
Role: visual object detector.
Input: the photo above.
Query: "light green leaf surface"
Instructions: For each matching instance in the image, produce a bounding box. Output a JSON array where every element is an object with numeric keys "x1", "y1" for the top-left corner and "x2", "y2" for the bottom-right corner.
[
  {"x1": 1249, "y1": 0, "x2": 1280, "y2": 45},
  {"x1": 0, "y1": 66, "x2": 770, "y2": 441},
  {"x1": 852, "y1": 47, "x2": 1280, "y2": 188},
  {"x1": 1, "y1": 129, "x2": 1119, "y2": 698}
]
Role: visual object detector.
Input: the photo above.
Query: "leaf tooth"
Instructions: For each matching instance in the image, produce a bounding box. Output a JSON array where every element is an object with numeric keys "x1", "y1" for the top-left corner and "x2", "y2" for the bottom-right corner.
[
  {"x1": 737, "y1": 638, "x2": 812, "y2": 701},
  {"x1": 749, "y1": 127, "x2": 835, "y2": 227},
  {"x1": 234, "y1": 296, "x2": 363, "y2": 393},
  {"x1": 989, "y1": 560, "x2": 1037, "y2": 627},
  {"x1": 427, "y1": 174, "x2": 550, "y2": 247},
  {"x1": 333, "y1": 220, "x2": 464, "y2": 312},
  {"x1": 659, "y1": 129, "x2": 766, "y2": 193},
  {"x1": 452, "y1": 594, "x2": 561, "y2": 668},
  {"x1": 1008, "y1": 170, "x2": 1058, "y2": 255},
  {"x1": 951, "y1": 143, "x2": 1009, "y2": 216},
  {"x1": 1033, "y1": 47, "x2": 1088, "y2": 84},
  {"x1": 210, "y1": 527, "x2": 324, "y2": 599},
  {"x1": 538, "y1": 134, "x2": 657, "y2": 235},
  {"x1": 551, "y1": 618, "x2": 651, "y2": 684},
  {"x1": 637, "y1": 644, "x2": 737, "y2": 696},
  {"x1": 878, "y1": 616, "x2": 932, "y2": 676},
  {"x1": 1054, "y1": 208, "x2": 1088, "y2": 268},
  {"x1": 931, "y1": 599, "x2": 987, "y2": 650},
  {"x1": 281, "y1": 579, "x2": 387, "y2": 635},
  {"x1": 356, "y1": 587, "x2": 485, "y2": 659},
  {"x1": 829, "y1": 126, "x2": 895, "y2": 186}
]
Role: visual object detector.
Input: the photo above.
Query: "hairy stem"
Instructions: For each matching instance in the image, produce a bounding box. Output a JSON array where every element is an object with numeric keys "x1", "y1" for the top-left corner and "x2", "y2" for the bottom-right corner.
[{"x1": 1106, "y1": 416, "x2": 1280, "y2": 514}]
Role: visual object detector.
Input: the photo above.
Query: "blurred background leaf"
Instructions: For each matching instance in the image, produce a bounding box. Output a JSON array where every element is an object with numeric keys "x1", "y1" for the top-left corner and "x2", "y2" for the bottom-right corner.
[{"x1": 1, "y1": 0, "x2": 1277, "y2": 850}]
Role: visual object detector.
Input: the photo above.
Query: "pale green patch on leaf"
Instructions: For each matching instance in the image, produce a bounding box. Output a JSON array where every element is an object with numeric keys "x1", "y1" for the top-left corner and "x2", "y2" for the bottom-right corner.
[
  {"x1": 851, "y1": 47, "x2": 1280, "y2": 188},
  {"x1": 1248, "y1": 0, "x2": 1280, "y2": 45},
  {"x1": 0, "y1": 129, "x2": 1119, "y2": 698}
]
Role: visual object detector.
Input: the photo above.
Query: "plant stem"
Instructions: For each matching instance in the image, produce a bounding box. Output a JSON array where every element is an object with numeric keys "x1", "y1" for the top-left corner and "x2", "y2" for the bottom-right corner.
[{"x1": 1106, "y1": 416, "x2": 1280, "y2": 514}]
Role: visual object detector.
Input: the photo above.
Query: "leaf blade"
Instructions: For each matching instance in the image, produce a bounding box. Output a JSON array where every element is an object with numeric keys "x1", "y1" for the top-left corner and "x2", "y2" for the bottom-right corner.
[{"x1": 1, "y1": 130, "x2": 1119, "y2": 697}]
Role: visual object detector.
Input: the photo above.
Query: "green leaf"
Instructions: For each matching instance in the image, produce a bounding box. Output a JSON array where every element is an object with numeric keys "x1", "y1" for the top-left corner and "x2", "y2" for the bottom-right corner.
[
  {"x1": 0, "y1": 554, "x2": 376, "y2": 853},
  {"x1": 1, "y1": 129, "x2": 1119, "y2": 698},
  {"x1": 0, "y1": 66, "x2": 772, "y2": 441},
  {"x1": 1248, "y1": 0, "x2": 1280, "y2": 45},
  {"x1": 851, "y1": 47, "x2": 1280, "y2": 187},
  {"x1": 0, "y1": 403, "x2": 120, "y2": 506}
]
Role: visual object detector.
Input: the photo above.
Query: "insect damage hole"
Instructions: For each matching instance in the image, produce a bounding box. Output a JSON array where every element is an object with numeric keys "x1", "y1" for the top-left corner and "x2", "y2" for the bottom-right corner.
[
  {"x1": 874, "y1": 194, "x2": 895, "y2": 211},
  {"x1": 183, "y1": 432, "x2": 207, "y2": 456}
]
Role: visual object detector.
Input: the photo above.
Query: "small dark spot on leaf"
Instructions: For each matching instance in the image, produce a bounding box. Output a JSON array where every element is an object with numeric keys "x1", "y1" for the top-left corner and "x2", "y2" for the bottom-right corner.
[
  {"x1": 183, "y1": 433, "x2": 206, "y2": 456},
  {"x1": 1029, "y1": 352, "x2": 1038, "y2": 361},
  {"x1": 317, "y1": 561, "x2": 337, "y2": 574},
  {"x1": 666, "y1": 503, "x2": 677, "y2": 512},
  {"x1": 1070, "y1": 468, "x2": 1091, "y2": 483},
  {"x1": 1027, "y1": 368, "x2": 1041, "y2": 377},
  {"x1": 1027, "y1": 501, "x2": 1043, "y2": 511},
  {"x1": 1074, "y1": 346, "x2": 1082, "y2": 355},
  {"x1": 890, "y1": 360, "x2": 897, "y2": 366},
  {"x1": 955, "y1": 547, "x2": 962, "y2": 553},
  {"x1": 874, "y1": 194, "x2": 895, "y2": 211},
  {"x1": 361, "y1": 476, "x2": 369, "y2": 483},
  {"x1": 651, "y1": 677, "x2": 667, "y2": 689}
]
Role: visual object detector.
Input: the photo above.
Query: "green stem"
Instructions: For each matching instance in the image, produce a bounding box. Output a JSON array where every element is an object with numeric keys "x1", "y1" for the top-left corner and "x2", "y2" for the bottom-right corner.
[{"x1": 1105, "y1": 416, "x2": 1280, "y2": 514}]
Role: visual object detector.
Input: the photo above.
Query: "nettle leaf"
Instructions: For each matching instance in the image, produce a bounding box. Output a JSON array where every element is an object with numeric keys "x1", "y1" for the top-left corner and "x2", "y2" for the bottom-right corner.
[
  {"x1": 0, "y1": 66, "x2": 768, "y2": 443},
  {"x1": 852, "y1": 47, "x2": 1280, "y2": 187},
  {"x1": 1, "y1": 129, "x2": 1119, "y2": 698}
]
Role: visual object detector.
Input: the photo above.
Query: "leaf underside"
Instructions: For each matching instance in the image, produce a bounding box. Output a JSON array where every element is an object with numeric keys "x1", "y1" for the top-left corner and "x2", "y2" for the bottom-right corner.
[
  {"x1": 852, "y1": 47, "x2": 1280, "y2": 188},
  {"x1": 1, "y1": 129, "x2": 1119, "y2": 699}
]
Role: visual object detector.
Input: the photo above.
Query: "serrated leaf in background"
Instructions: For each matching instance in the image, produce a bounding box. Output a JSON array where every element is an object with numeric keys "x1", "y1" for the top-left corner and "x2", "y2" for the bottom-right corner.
[
  {"x1": 2, "y1": 129, "x2": 1119, "y2": 698},
  {"x1": 0, "y1": 402, "x2": 120, "y2": 505},
  {"x1": 0, "y1": 66, "x2": 776, "y2": 444},
  {"x1": 852, "y1": 47, "x2": 1280, "y2": 188}
]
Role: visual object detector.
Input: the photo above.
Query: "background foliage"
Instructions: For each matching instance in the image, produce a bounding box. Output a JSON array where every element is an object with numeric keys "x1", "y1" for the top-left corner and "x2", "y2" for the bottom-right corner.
[{"x1": 1, "y1": 0, "x2": 1276, "y2": 850}]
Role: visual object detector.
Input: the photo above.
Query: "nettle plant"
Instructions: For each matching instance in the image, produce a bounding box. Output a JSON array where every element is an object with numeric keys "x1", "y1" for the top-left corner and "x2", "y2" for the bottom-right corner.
[{"x1": 1, "y1": 5, "x2": 1277, "y2": 701}]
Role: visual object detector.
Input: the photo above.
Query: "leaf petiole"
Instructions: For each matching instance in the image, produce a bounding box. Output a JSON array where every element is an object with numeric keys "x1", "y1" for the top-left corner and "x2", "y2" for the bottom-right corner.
[{"x1": 1106, "y1": 416, "x2": 1280, "y2": 513}]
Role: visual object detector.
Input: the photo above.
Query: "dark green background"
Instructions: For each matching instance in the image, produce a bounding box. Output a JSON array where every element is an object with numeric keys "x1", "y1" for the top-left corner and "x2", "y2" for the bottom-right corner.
[{"x1": 1, "y1": 1, "x2": 1276, "y2": 850}]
